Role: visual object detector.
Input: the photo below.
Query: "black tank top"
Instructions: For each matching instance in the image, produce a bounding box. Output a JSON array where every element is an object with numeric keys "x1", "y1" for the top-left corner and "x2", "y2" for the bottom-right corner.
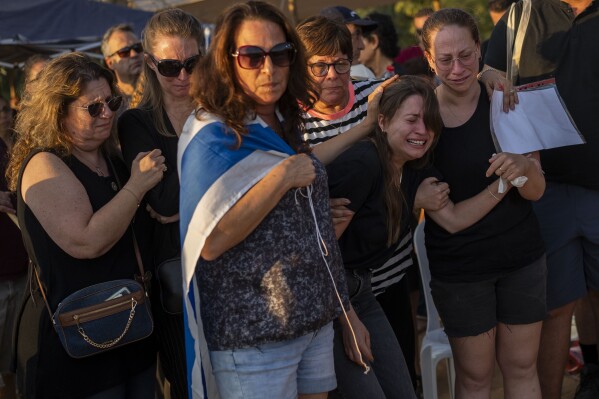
[{"x1": 16, "y1": 149, "x2": 155, "y2": 398}]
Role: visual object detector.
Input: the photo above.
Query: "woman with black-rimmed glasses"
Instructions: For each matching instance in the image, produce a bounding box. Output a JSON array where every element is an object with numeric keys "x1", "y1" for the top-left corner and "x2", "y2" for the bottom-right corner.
[
  {"x1": 117, "y1": 9, "x2": 202, "y2": 399},
  {"x1": 178, "y1": 2, "x2": 395, "y2": 398},
  {"x1": 7, "y1": 52, "x2": 164, "y2": 399}
]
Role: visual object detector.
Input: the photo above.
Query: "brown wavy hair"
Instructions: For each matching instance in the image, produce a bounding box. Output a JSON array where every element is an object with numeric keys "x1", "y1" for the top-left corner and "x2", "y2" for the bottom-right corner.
[
  {"x1": 7, "y1": 52, "x2": 119, "y2": 191},
  {"x1": 190, "y1": 0, "x2": 317, "y2": 150},
  {"x1": 371, "y1": 75, "x2": 442, "y2": 245}
]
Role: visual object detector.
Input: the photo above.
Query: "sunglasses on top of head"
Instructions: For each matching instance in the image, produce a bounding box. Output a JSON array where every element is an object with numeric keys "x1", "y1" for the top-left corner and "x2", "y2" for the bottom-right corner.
[
  {"x1": 109, "y1": 43, "x2": 143, "y2": 59},
  {"x1": 147, "y1": 53, "x2": 201, "y2": 77},
  {"x1": 70, "y1": 95, "x2": 123, "y2": 117},
  {"x1": 231, "y1": 42, "x2": 296, "y2": 70}
]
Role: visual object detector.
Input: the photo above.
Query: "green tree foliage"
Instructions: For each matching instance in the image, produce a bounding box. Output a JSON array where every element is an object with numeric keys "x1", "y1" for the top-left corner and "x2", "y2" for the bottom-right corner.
[{"x1": 357, "y1": 0, "x2": 494, "y2": 51}]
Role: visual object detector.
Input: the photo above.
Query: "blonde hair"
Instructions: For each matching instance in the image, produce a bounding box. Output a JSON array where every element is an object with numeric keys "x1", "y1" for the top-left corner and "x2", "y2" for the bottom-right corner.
[
  {"x1": 7, "y1": 52, "x2": 119, "y2": 191},
  {"x1": 136, "y1": 9, "x2": 203, "y2": 136}
]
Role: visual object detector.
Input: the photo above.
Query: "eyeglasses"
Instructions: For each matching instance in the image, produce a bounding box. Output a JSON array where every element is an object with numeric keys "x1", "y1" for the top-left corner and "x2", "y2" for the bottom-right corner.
[
  {"x1": 232, "y1": 42, "x2": 296, "y2": 70},
  {"x1": 70, "y1": 96, "x2": 123, "y2": 117},
  {"x1": 109, "y1": 43, "x2": 143, "y2": 58},
  {"x1": 432, "y1": 49, "x2": 479, "y2": 71},
  {"x1": 147, "y1": 53, "x2": 200, "y2": 77},
  {"x1": 308, "y1": 59, "x2": 352, "y2": 77}
]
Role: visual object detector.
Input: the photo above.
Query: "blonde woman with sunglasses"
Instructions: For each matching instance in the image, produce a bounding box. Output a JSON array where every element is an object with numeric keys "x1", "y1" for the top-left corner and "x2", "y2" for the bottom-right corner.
[
  {"x1": 7, "y1": 52, "x2": 164, "y2": 399},
  {"x1": 117, "y1": 9, "x2": 203, "y2": 399}
]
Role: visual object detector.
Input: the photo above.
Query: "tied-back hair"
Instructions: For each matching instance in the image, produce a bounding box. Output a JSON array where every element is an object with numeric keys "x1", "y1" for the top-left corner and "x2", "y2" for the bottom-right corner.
[
  {"x1": 137, "y1": 9, "x2": 203, "y2": 136},
  {"x1": 371, "y1": 75, "x2": 442, "y2": 246},
  {"x1": 190, "y1": 0, "x2": 317, "y2": 150},
  {"x1": 421, "y1": 8, "x2": 480, "y2": 55},
  {"x1": 7, "y1": 52, "x2": 119, "y2": 191},
  {"x1": 296, "y1": 16, "x2": 353, "y2": 61}
]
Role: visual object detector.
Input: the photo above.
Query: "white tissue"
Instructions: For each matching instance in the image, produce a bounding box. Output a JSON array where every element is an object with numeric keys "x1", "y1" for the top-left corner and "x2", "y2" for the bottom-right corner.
[{"x1": 498, "y1": 176, "x2": 529, "y2": 193}]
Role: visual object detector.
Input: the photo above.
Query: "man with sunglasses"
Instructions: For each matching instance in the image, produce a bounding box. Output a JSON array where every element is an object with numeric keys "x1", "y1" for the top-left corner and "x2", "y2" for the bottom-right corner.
[{"x1": 102, "y1": 24, "x2": 143, "y2": 105}]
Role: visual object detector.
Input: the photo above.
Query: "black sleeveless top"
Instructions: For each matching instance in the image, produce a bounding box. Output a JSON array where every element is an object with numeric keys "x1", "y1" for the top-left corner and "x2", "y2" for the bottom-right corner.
[
  {"x1": 16, "y1": 149, "x2": 155, "y2": 398},
  {"x1": 424, "y1": 83, "x2": 545, "y2": 282}
]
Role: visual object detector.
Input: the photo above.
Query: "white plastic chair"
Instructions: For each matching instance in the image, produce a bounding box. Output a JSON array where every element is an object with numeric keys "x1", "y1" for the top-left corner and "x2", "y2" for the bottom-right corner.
[{"x1": 414, "y1": 221, "x2": 456, "y2": 399}]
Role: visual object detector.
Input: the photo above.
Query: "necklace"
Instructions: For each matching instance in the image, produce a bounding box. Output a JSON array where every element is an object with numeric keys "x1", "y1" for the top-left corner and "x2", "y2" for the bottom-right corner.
[{"x1": 75, "y1": 154, "x2": 106, "y2": 177}]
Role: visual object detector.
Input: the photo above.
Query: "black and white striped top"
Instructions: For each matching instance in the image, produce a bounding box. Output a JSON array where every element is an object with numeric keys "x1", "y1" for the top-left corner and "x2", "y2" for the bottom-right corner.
[
  {"x1": 302, "y1": 79, "x2": 380, "y2": 146},
  {"x1": 302, "y1": 78, "x2": 414, "y2": 296}
]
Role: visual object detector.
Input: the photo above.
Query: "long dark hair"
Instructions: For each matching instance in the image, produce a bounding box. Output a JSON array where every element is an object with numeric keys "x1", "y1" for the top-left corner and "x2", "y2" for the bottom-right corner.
[
  {"x1": 190, "y1": 1, "x2": 317, "y2": 150},
  {"x1": 371, "y1": 76, "x2": 442, "y2": 245}
]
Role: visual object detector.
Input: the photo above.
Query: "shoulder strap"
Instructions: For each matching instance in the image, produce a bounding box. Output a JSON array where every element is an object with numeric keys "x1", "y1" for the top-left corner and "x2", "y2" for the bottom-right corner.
[
  {"x1": 106, "y1": 156, "x2": 151, "y2": 292},
  {"x1": 507, "y1": 0, "x2": 532, "y2": 85}
]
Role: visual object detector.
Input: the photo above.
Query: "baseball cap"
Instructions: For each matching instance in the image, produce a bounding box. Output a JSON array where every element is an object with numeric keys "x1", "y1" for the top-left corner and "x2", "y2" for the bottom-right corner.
[{"x1": 319, "y1": 6, "x2": 378, "y2": 29}]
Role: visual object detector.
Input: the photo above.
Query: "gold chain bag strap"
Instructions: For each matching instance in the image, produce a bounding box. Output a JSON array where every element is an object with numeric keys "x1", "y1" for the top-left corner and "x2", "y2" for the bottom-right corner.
[{"x1": 32, "y1": 155, "x2": 154, "y2": 358}]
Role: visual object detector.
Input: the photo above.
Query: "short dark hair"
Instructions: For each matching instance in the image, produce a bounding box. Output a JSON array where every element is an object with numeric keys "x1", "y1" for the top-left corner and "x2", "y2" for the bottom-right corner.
[
  {"x1": 296, "y1": 16, "x2": 353, "y2": 60},
  {"x1": 364, "y1": 13, "x2": 399, "y2": 60},
  {"x1": 414, "y1": 8, "x2": 434, "y2": 19},
  {"x1": 488, "y1": 0, "x2": 517, "y2": 13}
]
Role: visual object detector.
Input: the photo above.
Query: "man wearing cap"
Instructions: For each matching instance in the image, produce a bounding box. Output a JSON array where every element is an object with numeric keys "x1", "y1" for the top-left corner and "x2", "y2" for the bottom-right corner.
[
  {"x1": 320, "y1": 6, "x2": 378, "y2": 80},
  {"x1": 102, "y1": 24, "x2": 143, "y2": 105}
]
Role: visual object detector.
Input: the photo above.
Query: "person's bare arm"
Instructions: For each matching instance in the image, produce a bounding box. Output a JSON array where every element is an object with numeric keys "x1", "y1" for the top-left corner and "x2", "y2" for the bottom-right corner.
[
  {"x1": 22, "y1": 151, "x2": 164, "y2": 259},
  {"x1": 425, "y1": 178, "x2": 510, "y2": 234},
  {"x1": 486, "y1": 151, "x2": 545, "y2": 200},
  {"x1": 201, "y1": 154, "x2": 316, "y2": 261}
]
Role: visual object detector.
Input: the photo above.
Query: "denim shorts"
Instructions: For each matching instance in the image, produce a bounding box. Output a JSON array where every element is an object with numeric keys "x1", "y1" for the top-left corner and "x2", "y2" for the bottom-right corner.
[
  {"x1": 430, "y1": 256, "x2": 547, "y2": 337},
  {"x1": 533, "y1": 182, "x2": 599, "y2": 310},
  {"x1": 209, "y1": 322, "x2": 336, "y2": 399}
]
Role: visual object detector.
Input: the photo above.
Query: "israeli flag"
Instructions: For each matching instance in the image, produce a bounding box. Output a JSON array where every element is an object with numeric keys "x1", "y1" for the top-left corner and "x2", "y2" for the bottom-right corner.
[{"x1": 177, "y1": 110, "x2": 295, "y2": 399}]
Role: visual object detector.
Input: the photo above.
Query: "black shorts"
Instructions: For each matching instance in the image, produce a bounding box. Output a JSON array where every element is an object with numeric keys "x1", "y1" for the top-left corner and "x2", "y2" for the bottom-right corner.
[{"x1": 430, "y1": 256, "x2": 547, "y2": 337}]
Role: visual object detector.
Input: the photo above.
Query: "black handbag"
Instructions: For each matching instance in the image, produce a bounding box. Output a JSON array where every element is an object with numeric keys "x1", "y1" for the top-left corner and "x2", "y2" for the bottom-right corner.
[
  {"x1": 34, "y1": 234, "x2": 154, "y2": 359},
  {"x1": 156, "y1": 257, "x2": 183, "y2": 315}
]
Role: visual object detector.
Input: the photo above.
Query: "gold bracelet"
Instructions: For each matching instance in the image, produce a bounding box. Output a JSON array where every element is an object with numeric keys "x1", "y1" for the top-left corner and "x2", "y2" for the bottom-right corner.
[
  {"x1": 477, "y1": 67, "x2": 500, "y2": 81},
  {"x1": 487, "y1": 185, "x2": 500, "y2": 201},
  {"x1": 121, "y1": 187, "x2": 140, "y2": 207}
]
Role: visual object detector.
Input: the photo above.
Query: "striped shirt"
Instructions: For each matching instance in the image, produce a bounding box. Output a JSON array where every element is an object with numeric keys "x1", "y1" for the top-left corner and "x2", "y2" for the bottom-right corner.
[
  {"x1": 302, "y1": 79, "x2": 380, "y2": 146},
  {"x1": 302, "y1": 78, "x2": 414, "y2": 296}
]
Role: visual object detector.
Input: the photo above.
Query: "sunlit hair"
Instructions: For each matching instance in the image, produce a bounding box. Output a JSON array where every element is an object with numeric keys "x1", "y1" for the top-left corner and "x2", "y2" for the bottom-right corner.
[
  {"x1": 421, "y1": 8, "x2": 480, "y2": 56},
  {"x1": 137, "y1": 9, "x2": 203, "y2": 136},
  {"x1": 101, "y1": 23, "x2": 135, "y2": 57},
  {"x1": 296, "y1": 16, "x2": 352, "y2": 61},
  {"x1": 364, "y1": 13, "x2": 399, "y2": 60},
  {"x1": 7, "y1": 52, "x2": 119, "y2": 191},
  {"x1": 371, "y1": 75, "x2": 442, "y2": 245},
  {"x1": 190, "y1": 0, "x2": 317, "y2": 150},
  {"x1": 23, "y1": 54, "x2": 50, "y2": 84}
]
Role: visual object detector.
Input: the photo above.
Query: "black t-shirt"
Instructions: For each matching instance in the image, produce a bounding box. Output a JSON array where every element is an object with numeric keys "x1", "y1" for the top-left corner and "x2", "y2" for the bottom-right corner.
[
  {"x1": 485, "y1": 0, "x2": 599, "y2": 189},
  {"x1": 425, "y1": 83, "x2": 545, "y2": 282},
  {"x1": 327, "y1": 140, "x2": 420, "y2": 271}
]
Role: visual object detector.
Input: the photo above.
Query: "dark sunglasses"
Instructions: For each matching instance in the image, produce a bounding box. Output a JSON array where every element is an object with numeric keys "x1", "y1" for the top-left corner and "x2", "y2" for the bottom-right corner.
[
  {"x1": 308, "y1": 59, "x2": 352, "y2": 77},
  {"x1": 70, "y1": 96, "x2": 123, "y2": 117},
  {"x1": 109, "y1": 43, "x2": 143, "y2": 58},
  {"x1": 232, "y1": 42, "x2": 296, "y2": 70},
  {"x1": 147, "y1": 54, "x2": 200, "y2": 77}
]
